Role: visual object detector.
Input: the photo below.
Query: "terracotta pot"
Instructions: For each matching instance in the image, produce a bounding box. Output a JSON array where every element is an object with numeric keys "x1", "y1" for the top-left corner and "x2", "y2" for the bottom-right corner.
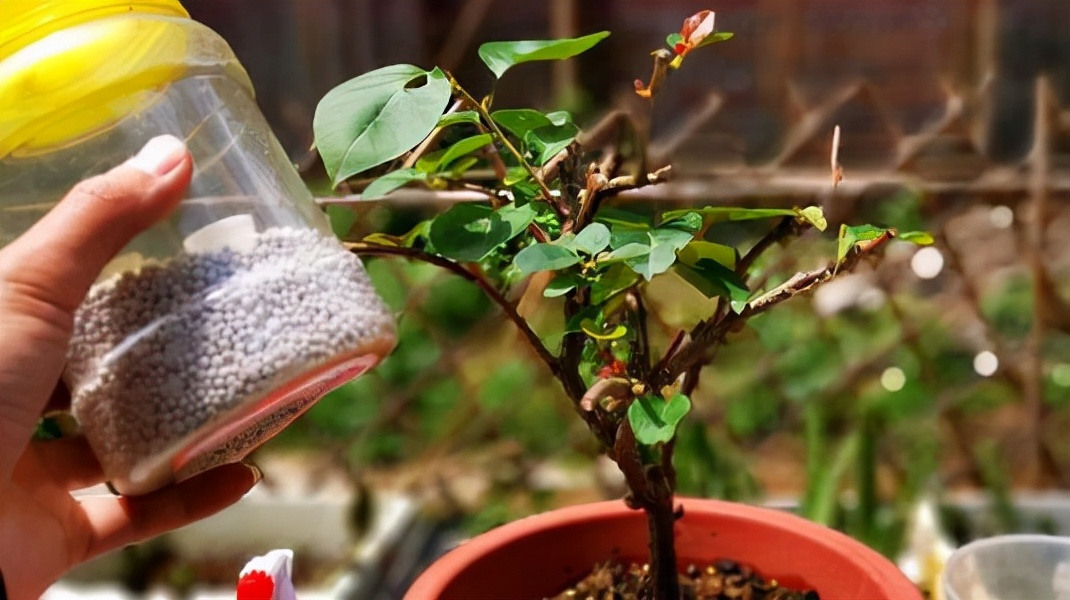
[{"x1": 406, "y1": 498, "x2": 922, "y2": 599}]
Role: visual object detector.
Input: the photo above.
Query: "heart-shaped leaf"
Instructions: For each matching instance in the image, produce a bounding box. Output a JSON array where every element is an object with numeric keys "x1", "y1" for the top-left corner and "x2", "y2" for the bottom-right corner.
[
  {"x1": 314, "y1": 65, "x2": 452, "y2": 186},
  {"x1": 628, "y1": 393, "x2": 692, "y2": 445},
  {"x1": 478, "y1": 31, "x2": 610, "y2": 79}
]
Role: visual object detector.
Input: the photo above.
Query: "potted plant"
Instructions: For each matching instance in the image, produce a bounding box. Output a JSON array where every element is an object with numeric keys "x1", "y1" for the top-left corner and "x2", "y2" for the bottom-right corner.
[{"x1": 311, "y1": 9, "x2": 930, "y2": 599}]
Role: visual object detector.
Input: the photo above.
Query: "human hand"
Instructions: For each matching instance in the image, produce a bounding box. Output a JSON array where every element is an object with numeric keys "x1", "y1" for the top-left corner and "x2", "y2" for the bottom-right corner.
[{"x1": 0, "y1": 135, "x2": 261, "y2": 599}]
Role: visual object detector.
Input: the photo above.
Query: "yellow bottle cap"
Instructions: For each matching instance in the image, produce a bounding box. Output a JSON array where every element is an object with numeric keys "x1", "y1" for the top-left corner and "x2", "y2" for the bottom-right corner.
[
  {"x1": 0, "y1": 0, "x2": 189, "y2": 60},
  {"x1": 0, "y1": 1, "x2": 247, "y2": 158}
]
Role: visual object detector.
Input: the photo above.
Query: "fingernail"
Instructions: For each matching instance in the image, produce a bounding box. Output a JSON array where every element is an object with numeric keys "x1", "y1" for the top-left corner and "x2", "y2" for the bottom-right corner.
[
  {"x1": 243, "y1": 460, "x2": 263, "y2": 485},
  {"x1": 124, "y1": 134, "x2": 187, "y2": 176}
]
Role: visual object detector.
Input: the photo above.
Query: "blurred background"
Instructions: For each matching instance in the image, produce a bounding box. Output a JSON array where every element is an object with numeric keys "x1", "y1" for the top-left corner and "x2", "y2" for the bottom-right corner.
[{"x1": 53, "y1": 0, "x2": 1069, "y2": 598}]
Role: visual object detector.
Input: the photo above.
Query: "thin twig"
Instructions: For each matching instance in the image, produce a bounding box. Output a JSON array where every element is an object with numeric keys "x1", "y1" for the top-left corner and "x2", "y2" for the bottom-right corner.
[
  {"x1": 649, "y1": 232, "x2": 897, "y2": 390},
  {"x1": 735, "y1": 215, "x2": 803, "y2": 279},
  {"x1": 630, "y1": 290, "x2": 652, "y2": 373},
  {"x1": 447, "y1": 74, "x2": 567, "y2": 219},
  {"x1": 402, "y1": 99, "x2": 465, "y2": 169},
  {"x1": 347, "y1": 242, "x2": 560, "y2": 377}
]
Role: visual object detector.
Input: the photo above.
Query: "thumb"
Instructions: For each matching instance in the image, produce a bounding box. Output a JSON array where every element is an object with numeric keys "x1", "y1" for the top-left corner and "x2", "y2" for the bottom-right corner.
[
  {"x1": 0, "y1": 135, "x2": 192, "y2": 477},
  {"x1": 1, "y1": 134, "x2": 193, "y2": 313}
]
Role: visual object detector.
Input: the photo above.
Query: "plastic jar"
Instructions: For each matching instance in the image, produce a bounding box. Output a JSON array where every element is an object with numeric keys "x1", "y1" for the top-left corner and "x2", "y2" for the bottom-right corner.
[{"x1": 0, "y1": 1, "x2": 396, "y2": 494}]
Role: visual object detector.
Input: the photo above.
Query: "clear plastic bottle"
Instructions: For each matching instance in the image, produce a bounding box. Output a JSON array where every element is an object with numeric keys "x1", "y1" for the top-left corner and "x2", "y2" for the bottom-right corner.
[{"x1": 0, "y1": 0, "x2": 396, "y2": 494}]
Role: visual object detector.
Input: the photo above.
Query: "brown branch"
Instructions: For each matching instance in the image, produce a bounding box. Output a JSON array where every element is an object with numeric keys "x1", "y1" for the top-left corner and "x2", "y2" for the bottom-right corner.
[
  {"x1": 347, "y1": 242, "x2": 560, "y2": 378},
  {"x1": 629, "y1": 290, "x2": 652, "y2": 373},
  {"x1": 736, "y1": 215, "x2": 805, "y2": 279},
  {"x1": 649, "y1": 232, "x2": 896, "y2": 390}
]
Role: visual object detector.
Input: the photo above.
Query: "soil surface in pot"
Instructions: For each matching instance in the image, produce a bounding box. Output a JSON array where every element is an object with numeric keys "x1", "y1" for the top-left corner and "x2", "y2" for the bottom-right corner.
[{"x1": 549, "y1": 559, "x2": 818, "y2": 600}]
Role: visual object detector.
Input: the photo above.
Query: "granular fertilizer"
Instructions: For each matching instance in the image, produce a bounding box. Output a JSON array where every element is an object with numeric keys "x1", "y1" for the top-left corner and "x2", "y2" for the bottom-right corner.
[{"x1": 67, "y1": 227, "x2": 395, "y2": 493}]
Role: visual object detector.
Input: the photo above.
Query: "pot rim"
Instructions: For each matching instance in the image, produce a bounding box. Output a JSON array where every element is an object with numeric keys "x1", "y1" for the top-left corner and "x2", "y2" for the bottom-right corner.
[{"x1": 406, "y1": 497, "x2": 922, "y2": 599}]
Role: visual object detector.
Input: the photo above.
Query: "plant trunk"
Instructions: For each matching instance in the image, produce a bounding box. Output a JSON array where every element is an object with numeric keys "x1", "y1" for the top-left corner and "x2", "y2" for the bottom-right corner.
[{"x1": 646, "y1": 495, "x2": 680, "y2": 600}]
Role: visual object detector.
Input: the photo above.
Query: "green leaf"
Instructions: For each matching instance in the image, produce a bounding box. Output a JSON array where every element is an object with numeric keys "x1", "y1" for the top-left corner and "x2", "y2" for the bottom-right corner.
[
  {"x1": 496, "y1": 202, "x2": 538, "y2": 238},
  {"x1": 673, "y1": 261, "x2": 750, "y2": 312},
  {"x1": 314, "y1": 65, "x2": 452, "y2": 186},
  {"x1": 899, "y1": 230, "x2": 935, "y2": 245},
  {"x1": 524, "y1": 122, "x2": 579, "y2": 165},
  {"x1": 544, "y1": 273, "x2": 580, "y2": 298},
  {"x1": 429, "y1": 203, "x2": 533, "y2": 261},
  {"x1": 491, "y1": 109, "x2": 554, "y2": 139},
  {"x1": 563, "y1": 305, "x2": 602, "y2": 334},
  {"x1": 574, "y1": 223, "x2": 611, "y2": 255},
  {"x1": 666, "y1": 32, "x2": 684, "y2": 48},
  {"x1": 837, "y1": 224, "x2": 890, "y2": 263},
  {"x1": 438, "y1": 110, "x2": 481, "y2": 127},
  {"x1": 660, "y1": 211, "x2": 703, "y2": 233},
  {"x1": 514, "y1": 243, "x2": 581, "y2": 274},
  {"x1": 597, "y1": 208, "x2": 652, "y2": 230},
  {"x1": 628, "y1": 394, "x2": 692, "y2": 446},
  {"x1": 695, "y1": 31, "x2": 734, "y2": 49},
  {"x1": 798, "y1": 206, "x2": 828, "y2": 231},
  {"x1": 326, "y1": 205, "x2": 357, "y2": 238},
  {"x1": 664, "y1": 206, "x2": 797, "y2": 229},
  {"x1": 504, "y1": 166, "x2": 531, "y2": 186},
  {"x1": 545, "y1": 110, "x2": 573, "y2": 126},
  {"x1": 677, "y1": 240, "x2": 736, "y2": 269},
  {"x1": 421, "y1": 133, "x2": 494, "y2": 173},
  {"x1": 478, "y1": 31, "x2": 610, "y2": 79},
  {"x1": 627, "y1": 244, "x2": 673, "y2": 281},
  {"x1": 448, "y1": 156, "x2": 480, "y2": 177},
  {"x1": 580, "y1": 318, "x2": 627, "y2": 340},
  {"x1": 648, "y1": 227, "x2": 694, "y2": 248},
  {"x1": 362, "y1": 168, "x2": 426, "y2": 199},
  {"x1": 601, "y1": 242, "x2": 650, "y2": 263},
  {"x1": 620, "y1": 227, "x2": 694, "y2": 281},
  {"x1": 590, "y1": 264, "x2": 640, "y2": 304},
  {"x1": 34, "y1": 416, "x2": 64, "y2": 440}
]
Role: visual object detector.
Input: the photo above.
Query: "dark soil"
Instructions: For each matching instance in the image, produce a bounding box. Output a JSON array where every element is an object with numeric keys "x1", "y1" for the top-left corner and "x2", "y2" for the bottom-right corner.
[{"x1": 548, "y1": 559, "x2": 818, "y2": 600}]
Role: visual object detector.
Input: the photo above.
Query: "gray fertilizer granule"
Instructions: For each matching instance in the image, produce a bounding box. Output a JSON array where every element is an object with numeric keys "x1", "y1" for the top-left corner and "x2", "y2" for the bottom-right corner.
[{"x1": 67, "y1": 227, "x2": 395, "y2": 493}]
